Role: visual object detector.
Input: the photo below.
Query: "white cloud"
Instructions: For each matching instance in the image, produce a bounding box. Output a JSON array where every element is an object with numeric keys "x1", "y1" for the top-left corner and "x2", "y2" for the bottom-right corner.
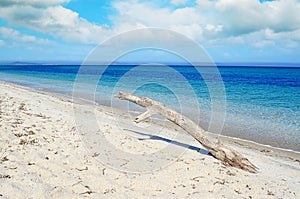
[
  {"x1": 170, "y1": 23, "x2": 203, "y2": 40},
  {"x1": 112, "y1": 0, "x2": 300, "y2": 46},
  {"x1": 0, "y1": 0, "x2": 70, "y2": 6},
  {"x1": 0, "y1": 27, "x2": 18, "y2": 39},
  {"x1": 265, "y1": 28, "x2": 300, "y2": 41},
  {"x1": 112, "y1": 1, "x2": 205, "y2": 40},
  {"x1": 113, "y1": 2, "x2": 202, "y2": 27},
  {"x1": 196, "y1": 0, "x2": 214, "y2": 9},
  {"x1": 0, "y1": 0, "x2": 299, "y2": 51},
  {"x1": 0, "y1": 40, "x2": 5, "y2": 46},
  {"x1": 253, "y1": 40, "x2": 275, "y2": 48},
  {"x1": 0, "y1": 27, "x2": 50, "y2": 44},
  {"x1": 0, "y1": 4, "x2": 112, "y2": 44},
  {"x1": 170, "y1": 0, "x2": 187, "y2": 6},
  {"x1": 207, "y1": 0, "x2": 300, "y2": 35},
  {"x1": 205, "y1": 24, "x2": 223, "y2": 33}
]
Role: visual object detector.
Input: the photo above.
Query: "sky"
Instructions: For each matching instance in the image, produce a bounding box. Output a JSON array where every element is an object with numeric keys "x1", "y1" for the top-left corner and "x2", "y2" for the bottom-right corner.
[{"x1": 0, "y1": 0, "x2": 299, "y2": 64}]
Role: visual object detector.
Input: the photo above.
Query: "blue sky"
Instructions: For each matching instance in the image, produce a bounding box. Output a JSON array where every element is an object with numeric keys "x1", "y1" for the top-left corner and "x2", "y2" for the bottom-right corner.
[{"x1": 0, "y1": 0, "x2": 299, "y2": 64}]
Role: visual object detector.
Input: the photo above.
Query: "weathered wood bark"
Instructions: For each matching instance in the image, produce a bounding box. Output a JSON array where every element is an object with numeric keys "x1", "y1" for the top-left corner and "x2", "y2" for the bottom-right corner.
[{"x1": 117, "y1": 91, "x2": 258, "y2": 173}]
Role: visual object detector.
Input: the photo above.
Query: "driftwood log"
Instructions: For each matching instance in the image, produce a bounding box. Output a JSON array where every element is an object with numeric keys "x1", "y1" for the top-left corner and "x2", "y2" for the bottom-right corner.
[{"x1": 117, "y1": 92, "x2": 258, "y2": 173}]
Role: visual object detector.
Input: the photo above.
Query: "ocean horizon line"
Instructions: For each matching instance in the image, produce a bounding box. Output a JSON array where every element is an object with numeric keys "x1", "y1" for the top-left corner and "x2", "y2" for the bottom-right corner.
[{"x1": 0, "y1": 61, "x2": 300, "y2": 68}]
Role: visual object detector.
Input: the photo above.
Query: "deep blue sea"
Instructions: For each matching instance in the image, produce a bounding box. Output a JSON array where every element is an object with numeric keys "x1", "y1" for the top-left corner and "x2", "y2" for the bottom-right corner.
[{"x1": 0, "y1": 64, "x2": 299, "y2": 151}]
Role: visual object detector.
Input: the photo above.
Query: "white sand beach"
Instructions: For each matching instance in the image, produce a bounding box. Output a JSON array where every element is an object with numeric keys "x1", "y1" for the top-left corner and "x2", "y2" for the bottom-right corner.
[{"x1": 0, "y1": 81, "x2": 299, "y2": 198}]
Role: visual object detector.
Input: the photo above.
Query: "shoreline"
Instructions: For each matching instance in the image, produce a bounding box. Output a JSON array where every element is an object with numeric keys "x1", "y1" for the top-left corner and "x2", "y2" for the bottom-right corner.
[
  {"x1": 1, "y1": 80, "x2": 299, "y2": 154},
  {"x1": 0, "y1": 80, "x2": 300, "y2": 198}
]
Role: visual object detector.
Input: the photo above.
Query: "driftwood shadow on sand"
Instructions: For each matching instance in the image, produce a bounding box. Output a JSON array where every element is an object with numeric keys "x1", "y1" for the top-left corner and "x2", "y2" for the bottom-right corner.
[{"x1": 123, "y1": 129, "x2": 211, "y2": 156}]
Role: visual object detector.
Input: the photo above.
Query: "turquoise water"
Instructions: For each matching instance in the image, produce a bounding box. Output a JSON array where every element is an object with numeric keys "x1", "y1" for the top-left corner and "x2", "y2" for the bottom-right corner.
[{"x1": 0, "y1": 65, "x2": 299, "y2": 151}]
